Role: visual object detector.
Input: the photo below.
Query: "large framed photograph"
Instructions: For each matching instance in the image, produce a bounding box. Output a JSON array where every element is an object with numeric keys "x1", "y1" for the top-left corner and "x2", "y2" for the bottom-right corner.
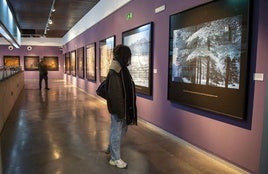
[
  {"x1": 43, "y1": 56, "x2": 59, "y2": 71},
  {"x1": 65, "y1": 52, "x2": 70, "y2": 74},
  {"x1": 99, "y1": 35, "x2": 115, "y2": 82},
  {"x1": 70, "y1": 51, "x2": 76, "y2": 76},
  {"x1": 86, "y1": 43, "x2": 96, "y2": 81},
  {"x1": 77, "y1": 47, "x2": 84, "y2": 79},
  {"x1": 122, "y1": 22, "x2": 153, "y2": 96},
  {"x1": 168, "y1": 0, "x2": 251, "y2": 119},
  {"x1": 24, "y1": 56, "x2": 39, "y2": 71},
  {"x1": 3, "y1": 56, "x2": 20, "y2": 67}
]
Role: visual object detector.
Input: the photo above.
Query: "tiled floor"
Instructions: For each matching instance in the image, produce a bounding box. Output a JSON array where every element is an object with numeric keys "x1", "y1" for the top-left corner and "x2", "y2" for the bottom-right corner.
[{"x1": 1, "y1": 80, "x2": 247, "y2": 174}]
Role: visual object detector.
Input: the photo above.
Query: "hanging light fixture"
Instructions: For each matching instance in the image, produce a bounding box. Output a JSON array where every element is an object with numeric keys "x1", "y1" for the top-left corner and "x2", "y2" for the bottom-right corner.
[{"x1": 44, "y1": 0, "x2": 56, "y2": 36}]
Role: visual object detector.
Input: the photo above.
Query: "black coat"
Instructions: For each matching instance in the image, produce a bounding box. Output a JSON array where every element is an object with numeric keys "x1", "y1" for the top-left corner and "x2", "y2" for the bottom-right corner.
[{"x1": 106, "y1": 60, "x2": 137, "y2": 125}]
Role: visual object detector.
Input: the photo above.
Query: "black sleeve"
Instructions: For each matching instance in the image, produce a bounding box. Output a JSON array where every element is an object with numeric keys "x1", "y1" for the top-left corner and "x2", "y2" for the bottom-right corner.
[{"x1": 106, "y1": 71, "x2": 125, "y2": 119}]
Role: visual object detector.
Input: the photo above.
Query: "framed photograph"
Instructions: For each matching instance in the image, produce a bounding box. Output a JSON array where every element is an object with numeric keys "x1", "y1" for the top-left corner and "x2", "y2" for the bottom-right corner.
[
  {"x1": 70, "y1": 51, "x2": 76, "y2": 76},
  {"x1": 3, "y1": 56, "x2": 20, "y2": 67},
  {"x1": 122, "y1": 22, "x2": 153, "y2": 96},
  {"x1": 99, "y1": 35, "x2": 115, "y2": 82},
  {"x1": 86, "y1": 42, "x2": 96, "y2": 81},
  {"x1": 168, "y1": 0, "x2": 251, "y2": 119},
  {"x1": 43, "y1": 56, "x2": 59, "y2": 71},
  {"x1": 65, "y1": 52, "x2": 70, "y2": 74},
  {"x1": 77, "y1": 47, "x2": 84, "y2": 79},
  {"x1": 24, "y1": 56, "x2": 39, "y2": 71}
]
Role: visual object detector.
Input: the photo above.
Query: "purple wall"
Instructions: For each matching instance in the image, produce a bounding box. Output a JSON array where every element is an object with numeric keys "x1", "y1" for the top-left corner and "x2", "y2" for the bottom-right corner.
[
  {"x1": 0, "y1": 45, "x2": 64, "y2": 80},
  {"x1": 58, "y1": 0, "x2": 268, "y2": 173}
]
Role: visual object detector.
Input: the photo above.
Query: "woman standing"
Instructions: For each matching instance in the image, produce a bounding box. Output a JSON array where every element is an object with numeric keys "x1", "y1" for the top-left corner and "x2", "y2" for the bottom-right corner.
[{"x1": 105, "y1": 44, "x2": 137, "y2": 169}]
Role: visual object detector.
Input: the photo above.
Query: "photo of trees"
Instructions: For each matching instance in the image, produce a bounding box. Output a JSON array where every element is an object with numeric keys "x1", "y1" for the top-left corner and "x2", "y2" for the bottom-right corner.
[
  {"x1": 124, "y1": 28, "x2": 150, "y2": 88},
  {"x1": 86, "y1": 43, "x2": 96, "y2": 81},
  {"x1": 172, "y1": 15, "x2": 242, "y2": 89},
  {"x1": 99, "y1": 36, "x2": 115, "y2": 82},
  {"x1": 123, "y1": 23, "x2": 153, "y2": 95},
  {"x1": 77, "y1": 47, "x2": 84, "y2": 78}
]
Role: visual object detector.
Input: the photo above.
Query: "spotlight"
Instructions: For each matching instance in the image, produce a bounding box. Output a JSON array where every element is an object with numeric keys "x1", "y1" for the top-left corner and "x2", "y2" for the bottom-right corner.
[{"x1": 43, "y1": 0, "x2": 56, "y2": 36}]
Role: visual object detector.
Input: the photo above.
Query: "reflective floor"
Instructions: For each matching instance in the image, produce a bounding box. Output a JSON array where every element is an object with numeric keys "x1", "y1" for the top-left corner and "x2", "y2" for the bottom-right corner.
[{"x1": 1, "y1": 80, "x2": 246, "y2": 174}]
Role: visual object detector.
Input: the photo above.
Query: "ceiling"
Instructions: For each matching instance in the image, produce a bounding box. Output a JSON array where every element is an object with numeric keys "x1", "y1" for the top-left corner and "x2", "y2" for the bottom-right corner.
[{"x1": 6, "y1": 0, "x2": 100, "y2": 38}]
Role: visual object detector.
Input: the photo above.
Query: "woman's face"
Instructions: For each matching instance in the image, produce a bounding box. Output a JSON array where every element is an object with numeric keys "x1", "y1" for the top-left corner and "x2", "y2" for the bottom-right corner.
[{"x1": 126, "y1": 54, "x2": 131, "y2": 66}]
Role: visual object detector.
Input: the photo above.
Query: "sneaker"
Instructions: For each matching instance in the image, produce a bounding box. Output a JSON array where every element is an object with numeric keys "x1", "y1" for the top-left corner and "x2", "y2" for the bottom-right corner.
[{"x1": 109, "y1": 159, "x2": 127, "y2": 169}]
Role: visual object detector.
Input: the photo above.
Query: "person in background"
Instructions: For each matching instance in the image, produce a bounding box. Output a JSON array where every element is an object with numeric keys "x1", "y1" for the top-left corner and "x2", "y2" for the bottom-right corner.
[
  {"x1": 38, "y1": 58, "x2": 49, "y2": 90},
  {"x1": 105, "y1": 44, "x2": 137, "y2": 169}
]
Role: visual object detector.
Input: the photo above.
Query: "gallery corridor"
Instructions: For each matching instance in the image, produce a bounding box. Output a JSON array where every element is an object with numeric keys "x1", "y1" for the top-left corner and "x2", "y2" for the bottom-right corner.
[{"x1": 0, "y1": 80, "x2": 246, "y2": 174}]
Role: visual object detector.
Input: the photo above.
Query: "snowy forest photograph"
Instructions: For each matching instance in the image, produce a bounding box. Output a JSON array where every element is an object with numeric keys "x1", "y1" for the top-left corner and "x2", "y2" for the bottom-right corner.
[
  {"x1": 99, "y1": 36, "x2": 114, "y2": 82},
  {"x1": 77, "y1": 47, "x2": 84, "y2": 78},
  {"x1": 172, "y1": 15, "x2": 242, "y2": 89},
  {"x1": 70, "y1": 51, "x2": 76, "y2": 76},
  {"x1": 168, "y1": 0, "x2": 250, "y2": 119},
  {"x1": 64, "y1": 53, "x2": 70, "y2": 74},
  {"x1": 86, "y1": 43, "x2": 96, "y2": 81},
  {"x1": 123, "y1": 23, "x2": 152, "y2": 95}
]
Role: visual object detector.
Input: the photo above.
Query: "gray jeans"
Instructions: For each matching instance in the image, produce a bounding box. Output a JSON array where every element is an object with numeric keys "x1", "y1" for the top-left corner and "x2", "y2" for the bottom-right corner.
[{"x1": 108, "y1": 114, "x2": 127, "y2": 160}]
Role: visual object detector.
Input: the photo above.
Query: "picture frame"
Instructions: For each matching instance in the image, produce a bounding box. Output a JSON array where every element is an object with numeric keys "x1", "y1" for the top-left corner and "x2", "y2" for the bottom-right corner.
[
  {"x1": 65, "y1": 52, "x2": 70, "y2": 74},
  {"x1": 3, "y1": 56, "x2": 20, "y2": 67},
  {"x1": 99, "y1": 35, "x2": 115, "y2": 82},
  {"x1": 43, "y1": 56, "x2": 59, "y2": 71},
  {"x1": 70, "y1": 51, "x2": 76, "y2": 76},
  {"x1": 122, "y1": 22, "x2": 153, "y2": 96},
  {"x1": 24, "y1": 56, "x2": 39, "y2": 71},
  {"x1": 168, "y1": 0, "x2": 251, "y2": 119},
  {"x1": 86, "y1": 42, "x2": 96, "y2": 81},
  {"x1": 77, "y1": 47, "x2": 84, "y2": 79}
]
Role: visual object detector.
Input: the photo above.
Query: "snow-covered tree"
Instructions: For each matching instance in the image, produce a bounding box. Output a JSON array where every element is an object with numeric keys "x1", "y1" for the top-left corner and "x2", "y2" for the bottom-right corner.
[{"x1": 172, "y1": 15, "x2": 242, "y2": 89}]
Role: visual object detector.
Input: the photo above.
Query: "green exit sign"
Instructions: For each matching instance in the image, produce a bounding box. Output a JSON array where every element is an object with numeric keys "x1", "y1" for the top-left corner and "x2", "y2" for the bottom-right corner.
[{"x1": 126, "y1": 12, "x2": 133, "y2": 20}]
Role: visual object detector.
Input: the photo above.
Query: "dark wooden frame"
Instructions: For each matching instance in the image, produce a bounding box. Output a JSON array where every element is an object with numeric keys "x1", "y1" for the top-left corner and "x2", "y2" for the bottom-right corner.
[
  {"x1": 99, "y1": 35, "x2": 115, "y2": 82},
  {"x1": 168, "y1": 0, "x2": 251, "y2": 119},
  {"x1": 24, "y1": 56, "x2": 39, "y2": 71},
  {"x1": 43, "y1": 56, "x2": 59, "y2": 71},
  {"x1": 65, "y1": 52, "x2": 70, "y2": 74},
  {"x1": 86, "y1": 42, "x2": 96, "y2": 81},
  {"x1": 3, "y1": 55, "x2": 20, "y2": 67},
  {"x1": 122, "y1": 22, "x2": 153, "y2": 96},
  {"x1": 70, "y1": 51, "x2": 76, "y2": 76},
  {"x1": 77, "y1": 47, "x2": 84, "y2": 79}
]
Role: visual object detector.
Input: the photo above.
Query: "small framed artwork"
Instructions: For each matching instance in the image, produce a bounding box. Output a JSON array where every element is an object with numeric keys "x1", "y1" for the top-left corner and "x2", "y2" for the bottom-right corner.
[
  {"x1": 77, "y1": 47, "x2": 84, "y2": 79},
  {"x1": 168, "y1": 0, "x2": 251, "y2": 119},
  {"x1": 65, "y1": 52, "x2": 70, "y2": 74},
  {"x1": 70, "y1": 51, "x2": 76, "y2": 76},
  {"x1": 3, "y1": 56, "x2": 20, "y2": 67},
  {"x1": 122, "y1": 22, "x2": 153, "y2": 96},
  {"x1": 43, "y1": 56, "x2": 59, "y2": 71},
  {"x1": 24, "y1": 56, "x2": 39, "y2": 71},
  {"x1": 86, "y1": 42, "x2": 96, "y2": 81},
  {"x1": 99, "y1": 35, "x2": 115, "y2": 82}
]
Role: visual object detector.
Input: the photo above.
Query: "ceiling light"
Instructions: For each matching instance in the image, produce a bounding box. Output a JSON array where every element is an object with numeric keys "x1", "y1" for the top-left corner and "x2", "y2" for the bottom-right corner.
[{"x1": 44, "y1": 0, "x2": 56, "y2": 36}]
